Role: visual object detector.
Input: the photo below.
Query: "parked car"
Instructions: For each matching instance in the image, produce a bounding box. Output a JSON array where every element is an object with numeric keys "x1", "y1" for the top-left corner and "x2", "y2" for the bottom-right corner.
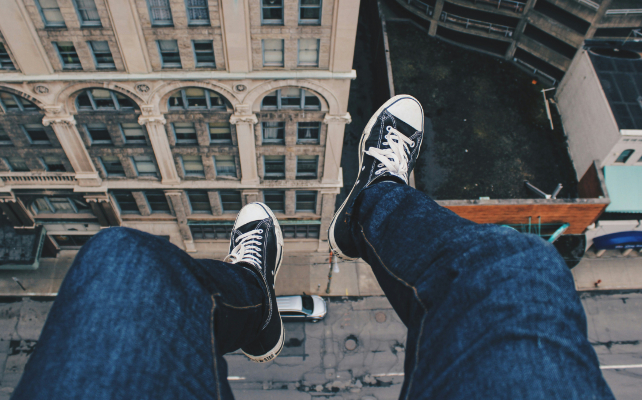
[{"x1": 277, "y1": 295, "x2": 327, "y2": 322}]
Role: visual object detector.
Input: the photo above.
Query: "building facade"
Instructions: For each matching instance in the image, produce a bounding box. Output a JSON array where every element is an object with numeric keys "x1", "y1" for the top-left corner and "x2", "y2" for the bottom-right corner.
[
  {"x1": 0, "y1": 0, "x2": 359, "y2": 256},
  {"x1": 394, "y1": 0, "x2": 642, "y2": 83}
]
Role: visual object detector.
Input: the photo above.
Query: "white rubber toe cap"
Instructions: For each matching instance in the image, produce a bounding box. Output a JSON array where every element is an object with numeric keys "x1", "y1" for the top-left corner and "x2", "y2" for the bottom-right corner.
[
  {"x1": 386, "y1": 97, "x2": 424, "y2": 131},
  {"x1": 234, "y1": 203, "x2": 270, "y2": 228}
]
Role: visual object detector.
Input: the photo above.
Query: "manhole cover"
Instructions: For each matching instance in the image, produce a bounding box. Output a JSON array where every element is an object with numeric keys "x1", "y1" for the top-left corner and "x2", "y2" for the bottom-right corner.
[
  {"x1": 345, "y1": 335, "x2": 358, "y2": 351},
  {"x1": 375, "y1": 312, "x2": 387, "y2": 323}
]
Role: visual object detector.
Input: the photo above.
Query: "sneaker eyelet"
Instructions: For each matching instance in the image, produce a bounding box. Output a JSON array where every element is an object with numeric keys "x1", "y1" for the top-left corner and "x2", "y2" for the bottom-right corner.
[
  {"x1": 259, "y1": 229, "x2": 263, "y2": 233},
  {"x1": 386, "y1": 126, "x2": 392, "y2": 132},
  {"x1": 410, "y1": 142, "x2": 416, "y2": 148},
  {"x1": 378, "y1": 164, "x2": 383, "y2": 167}
]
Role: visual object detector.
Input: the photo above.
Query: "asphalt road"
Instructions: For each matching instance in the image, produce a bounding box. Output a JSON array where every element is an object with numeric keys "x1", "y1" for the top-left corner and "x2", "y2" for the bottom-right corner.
[{"x1": 0, "y1": 293, "x2": 639, "y2": 399}]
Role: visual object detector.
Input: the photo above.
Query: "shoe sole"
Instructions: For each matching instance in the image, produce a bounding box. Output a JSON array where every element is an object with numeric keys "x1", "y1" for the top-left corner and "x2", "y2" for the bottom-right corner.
[
  {"x1": 241, "y1": 202, "x2": 285, "y2": 363},
  {"x1": 328, "y1": 95, "x2": 423, "y2": 261}
]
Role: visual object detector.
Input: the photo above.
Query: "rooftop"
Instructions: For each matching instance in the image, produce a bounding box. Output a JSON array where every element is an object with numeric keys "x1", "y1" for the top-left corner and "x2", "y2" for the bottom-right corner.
[{"x1": 604, "y1": 166, "x2": 642, "y2": 213}]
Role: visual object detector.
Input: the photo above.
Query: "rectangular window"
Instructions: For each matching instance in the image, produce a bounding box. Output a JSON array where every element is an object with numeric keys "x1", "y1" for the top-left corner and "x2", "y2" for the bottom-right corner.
[
  {"x1": 220, "y1": 190, "x2": 242, "y2": 212},
  {"x1": 89, "y1": 41, "x2": 115, "y2": 69},
  {"x1": 6, "y1": 157, "x2": 28, "y2": 172},
  {"x1": 263, "y1": 190, "x2": 285, "y2": 212},
  {"x1": 158, "y1": 40, "x2": 181, "y2": 68},
  {"x1": 263, "y1": 39, "x2": 284, "y2": 67},
  {"x1": 262, "y1": 122, "x2": 285, "y2": 144},
  {"x1": 181, "y1": 155, "x2": 204, "y2": 176},
  {"x1": 147, "y1": 0, "x2": 173, "y2": 26},
  {"x1": 51, "y1": 234, "x2": 93, "y2": 248},
  {"x1": 298, "y1": 39, "x2": 319, "y2": 66},
  {"x1": 209, "y1": 122, "x2": 232, "y2": 143},
  {"x1": 616, "y1": 149, "x2": 635, "y2": 163},
  {"x1": 42, "y1": 156, "x2": 66, "y2": 172},
  {"x1": 297, "y1": 122, "x2": 320, "y2": 144},
  {"x1": 190, "y1": 224, "x2": 233, "y2": 239},
  {"x1": 121, "y1": 123, "x2": 146, "y2": 144},
  {"x1": 187, "y1": 190, "x2": 211, "y2": 213},
  {"x1": 295, "y1": 191, "x2": 317, "y2": 212},
  {"x1": 84, "y1": 122, "x2": 112, "y2": 144},
  {"x1": 264, "y1": 155, "x2": 285, "y2": 179},
  {"x1": 0, "y1": 44, "x2": 16, "y2": 70},
  {"x1": 34, "y1": 197, "x2": 78, "y2": 213},
  {"x1": 55, "y1": 42, "x2": 82, "y2": 70},
  {"x1": 296, "y1": 155, "x2": 318, "y2": 179},
  {"x1": 193, "y1": 40, "x2": 215, "y2": 67},
  {"x1": 133, "y1": 155, "x2": 158, "y2": 177},
  {"x1": 0, "y1": 128, "x2": 12, "y2": 146},
  {"x1": 282, "y1": 224, "x2": 320, "y2": 238},
  {"x1": 73, "y1": 0, "x2": 101, "y2": 26},
  {"x1": 100, "y1": 156, "x2": 125, "y2": 176},
  {"x1": 172, "y1": 122, "x2": 198, "y2": 145},
  {"x1": 281, "y1": 88, "x2": 302, "y2": 108},
  {"x1": 144, "y1": 191, "x2": 171, "y2": 213},
  {"x1": 186, "y1": 0, "x2": 209, "y2": 25},
  {"x1": 112, "y1": 191, "x2": 140, "y2": 214},
  {"x1": 214, "y1": 155, "x2": 236, "y2": 177},
  {"x1": 299, "y1": 0, "x2": 321, "y2": 25},
  {"x1": 22, "y1": 124, "x2": 51, "y2": 145},
  {"x1": 262, "y1": 0, "x2": 283, "y2": 24},
  {"x1": 36, "y1": 0, "x2": 66, "y2": 27}
]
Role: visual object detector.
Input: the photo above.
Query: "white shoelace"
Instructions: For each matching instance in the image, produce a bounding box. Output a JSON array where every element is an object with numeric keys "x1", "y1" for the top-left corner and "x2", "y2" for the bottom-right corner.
[
  {"x1": 224, "y1": 229, "x2": 264, "y2": 270},
  {"x1": 365, "y1": 126, "x2": 415, "y2": 182}
]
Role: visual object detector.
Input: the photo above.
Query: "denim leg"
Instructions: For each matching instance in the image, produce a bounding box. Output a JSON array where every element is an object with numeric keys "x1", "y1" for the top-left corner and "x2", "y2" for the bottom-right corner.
[
  {"x1": 352, "y1": 182, "x2": 614, "y2": 400},
  {"x1": 12, "y1": 227, "x2": 266, "y2": 400}
]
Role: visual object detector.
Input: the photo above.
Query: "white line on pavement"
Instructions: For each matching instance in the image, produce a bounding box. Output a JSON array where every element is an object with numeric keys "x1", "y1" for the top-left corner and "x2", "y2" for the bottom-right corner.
[{"x1": 600, "y1": 364, "x2": 642, "y2": 370}]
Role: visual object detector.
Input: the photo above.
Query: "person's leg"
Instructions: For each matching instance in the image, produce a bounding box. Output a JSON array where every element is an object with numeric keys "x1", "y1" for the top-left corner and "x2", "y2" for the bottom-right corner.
[
  {"x1": 12, "y1": 225, "x2": 270, "y2": 400},
  {"x1": 352, "y1": 182, "x2": 614, "y2": 399}
]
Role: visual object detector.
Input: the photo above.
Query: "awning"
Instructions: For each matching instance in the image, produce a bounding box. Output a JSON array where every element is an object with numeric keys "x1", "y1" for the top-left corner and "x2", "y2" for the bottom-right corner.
[{"x1": 604, "y1": 166, "x2": 642, "y2": 213}]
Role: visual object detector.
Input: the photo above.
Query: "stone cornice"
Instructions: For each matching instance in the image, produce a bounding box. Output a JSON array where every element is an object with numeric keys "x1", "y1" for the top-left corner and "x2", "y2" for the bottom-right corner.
[
  {"x1": 138, "y1": 115, "x2": 167, "y2": 125},
  {"x1": 323, "y1": 113, "x2": 352, "y2": 125},
  {"x1": 229, "y1": 113, "x2": 259, "y2": 125},
  {"x1": 42, "y1": 114, "x2": 76, "y2": 126}
]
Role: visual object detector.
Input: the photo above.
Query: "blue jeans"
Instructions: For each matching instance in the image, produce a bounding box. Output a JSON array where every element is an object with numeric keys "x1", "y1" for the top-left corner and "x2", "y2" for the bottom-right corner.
[{"x1": 13, "y1": 183, "x2": 613, "y2": 400}]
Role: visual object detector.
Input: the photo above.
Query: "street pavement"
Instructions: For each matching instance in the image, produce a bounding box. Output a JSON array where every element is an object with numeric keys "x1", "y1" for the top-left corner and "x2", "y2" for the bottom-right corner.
[{"x1": 0, "y1": 293, "x2": 641, "y2": 399}]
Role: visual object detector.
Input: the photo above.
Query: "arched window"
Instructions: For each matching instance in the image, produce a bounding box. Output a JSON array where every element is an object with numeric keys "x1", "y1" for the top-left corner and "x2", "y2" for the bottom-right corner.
[
  {"x1": 75, "y1": 89, "x2": 138, "y2": 111},
  {"x1": 168, "y1": 88, "x2": 227, "y2": 110},
  {"x1": 0, "y1": 91, "x2": 38, "y2": 112},
  {"x1": 261, "y1": 88, "x2": 321, "y2": 110}
]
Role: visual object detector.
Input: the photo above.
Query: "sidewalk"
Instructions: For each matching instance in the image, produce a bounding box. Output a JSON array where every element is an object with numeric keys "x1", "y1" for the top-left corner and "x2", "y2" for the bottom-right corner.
[
  {"x1": 572, "y1": 256, "x2": 642, "y2": 292},
  {"x1": 0, "y1": 251, "x2": 384, "y2": 297}
]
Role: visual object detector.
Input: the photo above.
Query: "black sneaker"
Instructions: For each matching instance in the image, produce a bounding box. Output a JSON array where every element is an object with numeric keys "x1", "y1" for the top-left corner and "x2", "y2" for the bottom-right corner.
[
  {"x1": 328, "y1": 95, "x2": 425, "y2": 260},
  {"x1": 224, "y1": 202, "x2": 284, "y2": 362}
]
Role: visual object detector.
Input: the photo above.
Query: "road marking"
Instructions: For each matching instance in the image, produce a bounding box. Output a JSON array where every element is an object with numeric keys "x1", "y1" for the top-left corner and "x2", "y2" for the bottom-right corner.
[
  {"x1": 600, "y1": 364, "x2": 642, "y2": 370},
  {"x1": 227, "y1": 376, "x2": 246, "y2": 380},
  {"x1": 373, "y1": 372, "x2": 404, "y2": 377}
]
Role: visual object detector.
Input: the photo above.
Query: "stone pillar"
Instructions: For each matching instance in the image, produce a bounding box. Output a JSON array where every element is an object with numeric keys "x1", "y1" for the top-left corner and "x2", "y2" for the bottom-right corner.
[
  {"x1": 138, "y1": 108, "x2": 180, "y2": 185},
  {"x1": 0, "y1": 192, "x2": 34, "y2": 227},
  {"x1": 104, "y1": 0, "x2": 152, "y2": 73},
  {"x1": 85, "y1": 193, "x2": 121, "y2": 227},
  {"x1": 166, "y1": 191, "x2": 196, "y2": 253},
  {"x1": 219, "y1": 0, "x2": 252, "y2": 72},
  {"x1": 321, "y1": 113, "x2": 351, "y2": 184},
  {"x1": 230, "y1": 111, "x2": 260, "y2": 185},
  {"x1": 318, "y1": 189, "x2": 339, "y2": 245},
  {"x1": 242, "y1": 189, "x2": 260, "y2": 206},
  {"x1": 42, "y1": 109, "x2": 101, "y2": 187},
  {"x1": 329, "y1": 0, "x2": 361, "y2": 72}
]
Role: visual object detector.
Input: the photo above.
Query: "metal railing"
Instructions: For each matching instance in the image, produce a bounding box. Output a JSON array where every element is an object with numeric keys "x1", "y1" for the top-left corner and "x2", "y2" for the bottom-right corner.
[
  {"x1": 473, "y1": 0, "x2": 526, "y2": 13},
  {"x1": 605, "y1": 9, "x2": 642, "y2": 16},
  {"x1": 407, "y1": 0, "x2": 435, "y2": 16},
  {"x1": 513, "y1": 58, "x2": 557, "y2": 85},
  {"x1": 0, "y1": 172, "x2": 76, "y2": 184},
  {"x1": 576, "y1": 0, "x2": 599, "y2": 10},
  {"x1": 440, "y1": 11, "x2": 514, "y2": 37}
]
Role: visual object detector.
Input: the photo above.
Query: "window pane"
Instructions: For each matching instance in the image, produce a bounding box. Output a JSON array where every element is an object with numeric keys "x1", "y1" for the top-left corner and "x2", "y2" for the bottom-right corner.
[
  {"x1": 173, "y1": 122, "x2": 197, "y2": 144},
  {"x1": 209, "y1": 122, "x2": 232, "y2": 143},
  {"x1": 38, "y1": 0, "x2": 66, "y2": 25},
  {"x1": 296, "y1": 191, "x2": 316, "y2": 212},
  {"x1": 133, "y1": 155, "x2": 157, "y2": 175},
  {"x1": 56, "y1": 42, "x2": 81, "y2": 69},
  {"x1": 304, "y1": 90, "x2": 321, "y2": 109},
  {"x1": 0, "y1": 128, "x2": 11, "y2": 145},
  {"x1": 298, "y1": 39, "x2": 319, "y2": 66},
  {"x1": 115, "y1": 93, "x2": 136, "y2": 109},
  {"x1": 145, "y1": 191, "x2": 170, "y2": 213},
  {"x1": 616, "y1": 149, "x2": 635, "y2": 163},
  {"x1": 7, "y1": 156, "x2": 28, "y2": 171},
  {"x1": 76, "y1": 0, "x2": 100, "y2": 24},
  {"x1": 187, "y1": 190, "x2": 211, "y2": 213},
  {"x1": 193, "y1": 40, "x2": 215, "y2": 66},
  {"x1": 262, "y1": 0, "x2": 283, "y2": 23},
  {"x1": 263, "y1": 39, "x2": 284, "y2": 66},
  {"x1": 0, "y1": 43, "x2": 16, "y2": 70},
  {"x1": 34, "y1": 198, "x2": 52, "y2": 214},
  {"x1": 90, "y1": 41, "x2": 115, "y2": 68},
  {"x1": 101, "y1": 155, "x2": 124, "y2": 176},
  {"x1": 264, "y1": 190, "x2": 285, "y2": 212},
  {"x1": 185, "y1": 88, "x2": 207, "y2": 108},
  {"x1": 182, "y1": 155, "x2": 204, "y2": 175},
  {"x1": 297, "y1": 122, "x2": 320, "y2": 143},
  {"x1": 158, "y1": 40, "x2": 181, "y2": 67},
  {"x1": 261, "y1": 92, "x2": 278, "y2": 109},
  {"x1": 263, "y1": 121, "x2": 285, "y2": 143},
  {"x1": 43, "y1": 156, "x2": 66, "y2": 171},
  {"x1": 121, "y1": 123, "x2": 146, "y2": 143},
  {"x1": 215, "y1": 155, "x2": 236, "y2": 176},
  {"x1": 23, "y1": 124, "x2": 51, "y2": 145},
  {"x1": 49, "y1": 197, "x2": 75, "y2": 212},
  {"x1": 220, "y1": 191, "x2": 242, "y2": 212},
  {"x1": 85, "y1": 122, "x2": 111, "y2": 143},
  {"x1": 281, "y1": 88, "x2": 301, "y2": 108},
  {"x1": 0, "y1": 93, "x2": 19, "y2": 110},
  {"x1": 148, "y1": 0, "x2": 173, "y2": 24},
  {"x1": 264, "y1": 155, "x2": 285, "y2": 178},
  {"x1": 297, "y1": 155, "x2": 318, "y2": 178},
  {"x1": 186, "y1": 0, "x2": 209, "y2": 23},
  {"x1": 300, "y1": 0, "x2": 321, "y2": 22},
  {"x1": 91, "y1": 89, "x2": 117, "y2": 109},
  {"x1": 112, "y1": 191, "x2": 140, "y2": 213},
  {"x1": 169, "y1": 92, "x2": 185, "y2": 109}
]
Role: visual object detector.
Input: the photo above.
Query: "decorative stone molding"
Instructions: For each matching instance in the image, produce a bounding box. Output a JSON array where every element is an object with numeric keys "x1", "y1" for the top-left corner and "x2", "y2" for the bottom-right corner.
[
  {"x1": 136, "y1": 84, "x2": 150, "y2": 93},
  {"x1": 42, "y1": 114, "x2": 76, "y2": 126},
  {"x1": 229, "y1": 113, "x2": 258, "y2": 125},
  {"x1": 138, "y1": 105, "x2": 166, "y2": 125},
  {"x1": 84, "y1": 193, "x2": 111, "y2": 203},
  {"x1": 34, "y1": 85, "x2": 49, "y2": 94},
  {"x1": 323, "y1": 113, "x2": 352, "y2": 125}
]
